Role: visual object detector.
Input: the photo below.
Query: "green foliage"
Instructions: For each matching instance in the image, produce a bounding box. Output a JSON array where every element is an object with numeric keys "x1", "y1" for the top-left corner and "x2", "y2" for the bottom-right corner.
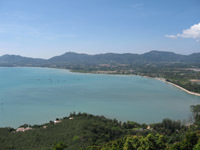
[
  {"x1": 190, "y1": 105, "x2": 200, "y2": 126},
  {"x1": 151, "y1": 118, "x2": 183, "y2": 135},
  {"x1": 72, "y1": 135, "x2": 80, "y2": 142},
  {"x1": 0, "y1": 113, "x2": 126, "y2": 150},
  {"x1": 1, "y1": 112, "x2": 200, "y2": 150},
  {"x1": 182, "y1": 132, "x2": 199, "y2": 150},
  {"x1": 86, "y1": 132, "x2": 200, "y2": 150},
  {"x1": 87, "y1": 134, "x2": 167, "y2": 150},
  {"x1": 53, "y1": 142, "x2": 67, "y2": 150},
  {"x1": 123, "y1": 136, "x2": 141, "y2": 150},
  {"x1": 170, "y1": 132, "x2": 199, "y2": 150},
  {"x1": 193, "y1": 141, "x2": 200, "y2": 150}
]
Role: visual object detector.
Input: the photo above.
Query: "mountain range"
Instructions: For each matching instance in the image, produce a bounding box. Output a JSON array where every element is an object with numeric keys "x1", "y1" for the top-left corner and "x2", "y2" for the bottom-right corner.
[{"x1": 0, "y1": 50, "x2": 200, "y2": 66}]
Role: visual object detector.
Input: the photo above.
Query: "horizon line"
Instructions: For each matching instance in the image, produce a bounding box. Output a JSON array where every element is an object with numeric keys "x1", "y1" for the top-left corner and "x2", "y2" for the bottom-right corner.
[{"x1": 0, "y1": 50, "x2": 199, "y2": 59}]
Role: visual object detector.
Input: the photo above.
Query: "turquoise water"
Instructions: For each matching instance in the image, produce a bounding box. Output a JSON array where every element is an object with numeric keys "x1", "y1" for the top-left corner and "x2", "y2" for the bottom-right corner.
[{"x1": 0, "y1": 67, "x2": 200, "y2": 128}]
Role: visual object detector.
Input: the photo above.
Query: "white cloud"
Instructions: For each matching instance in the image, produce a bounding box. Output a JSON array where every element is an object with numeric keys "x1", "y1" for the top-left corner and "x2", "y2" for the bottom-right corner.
[
  {"x1": 165, "y1": 35, "x2": 177, "y2": 39},
  {"x1": 166, "y1": 22, "x2": 200, "y2": 41}
]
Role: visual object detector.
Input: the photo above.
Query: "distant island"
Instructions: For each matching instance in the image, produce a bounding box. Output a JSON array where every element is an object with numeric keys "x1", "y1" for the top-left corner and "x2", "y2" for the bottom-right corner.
[{"x1": 1, "y1": 50, "x2": 200, "y2": 95}]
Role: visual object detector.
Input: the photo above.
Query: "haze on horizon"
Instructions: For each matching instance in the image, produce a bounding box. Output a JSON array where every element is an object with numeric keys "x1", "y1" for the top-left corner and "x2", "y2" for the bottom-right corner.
[{"x1": 0, "y1": 0, "x2": 199, "y2": 59}]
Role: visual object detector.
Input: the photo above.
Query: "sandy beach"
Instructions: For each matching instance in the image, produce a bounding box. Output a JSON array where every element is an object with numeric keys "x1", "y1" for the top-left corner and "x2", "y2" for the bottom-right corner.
[
  {"x1": 71, "y1": 70, "x2": 200, "y2": 97},
  {"x1": 155, "y1": 77, "x2": 200, "y2": 97}
]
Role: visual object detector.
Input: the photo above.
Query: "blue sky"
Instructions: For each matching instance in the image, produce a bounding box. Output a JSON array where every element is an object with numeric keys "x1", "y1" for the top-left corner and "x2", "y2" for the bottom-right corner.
[{"x1": 0, "y1": 0, "x2": 200, "y2": 58}]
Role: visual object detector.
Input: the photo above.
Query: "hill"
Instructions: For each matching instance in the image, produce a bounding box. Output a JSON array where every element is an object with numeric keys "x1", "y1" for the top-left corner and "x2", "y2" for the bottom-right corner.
[
  {"x1": 0, "y1": 112, "x2": 200, "y2": 150},
  {"x1": 48, "y1": 51, "x2": 198, "y2": 65},
  {"x1": 0, "y1": 51, "x2": 200, "y2": 66},
  {"x1": 0, "y1": 54, "x2": 45, "y2": 66}
]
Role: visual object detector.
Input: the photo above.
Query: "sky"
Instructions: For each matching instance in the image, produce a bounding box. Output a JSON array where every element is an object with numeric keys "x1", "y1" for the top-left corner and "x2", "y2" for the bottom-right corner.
[{"x1": 0, "y1": 0, "x2": 200, "y2": 58}]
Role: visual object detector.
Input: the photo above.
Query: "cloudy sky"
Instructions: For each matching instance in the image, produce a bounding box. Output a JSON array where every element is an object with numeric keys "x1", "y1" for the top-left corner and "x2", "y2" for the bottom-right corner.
[{"x1": 0, "y1": 0, "x2": 199, "y2": 58}]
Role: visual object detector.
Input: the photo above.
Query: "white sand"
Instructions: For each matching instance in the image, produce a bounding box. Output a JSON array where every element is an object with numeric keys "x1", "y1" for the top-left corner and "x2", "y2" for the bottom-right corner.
[{"x1": 155, "y1": 77, "x2": 200, "y2": 97}]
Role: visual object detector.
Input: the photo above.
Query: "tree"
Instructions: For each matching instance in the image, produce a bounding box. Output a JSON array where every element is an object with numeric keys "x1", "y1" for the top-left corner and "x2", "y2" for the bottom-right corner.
[
  {"x1": 53, "y1": 142, "x2": 67, "y2": 150},
  {"x1": 182, "y1": 132, "x2": 198, "y2": 150},
  {"x1": 193, "y1": 141, "x2": 200, "y2": 150},
  {"x1": 123, "y1": 137, "x2": 134, "y2": 150}
]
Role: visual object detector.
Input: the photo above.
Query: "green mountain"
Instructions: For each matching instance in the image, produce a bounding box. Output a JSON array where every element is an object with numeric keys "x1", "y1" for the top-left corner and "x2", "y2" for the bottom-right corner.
[
  {"x1": 0, "y1": 54, "x2": 45, "y2": 66},
  {"x1": 139, "y1": 50, "x2": 185, "y2": 63},
  {"x1": 0, "y1": 51, "x2": 200, "y2": 66},
  {"x1": 47, "y1": 50, "x2": 200, "y2": 65}
]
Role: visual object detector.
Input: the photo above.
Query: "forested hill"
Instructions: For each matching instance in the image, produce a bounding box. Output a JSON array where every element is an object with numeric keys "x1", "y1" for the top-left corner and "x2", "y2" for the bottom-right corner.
[
  {"x1": 38, "y1": 51, "x2": 200, "y2": 65},
  {"x1": 0, "y1": 50, "x2": 200, "y2": 66},
  {"x1": 1, "y1": 111, "x2": 200, "y2": 150},
  {"x1": 0, "y1": 54, "x2": 45, "y2": 66}
]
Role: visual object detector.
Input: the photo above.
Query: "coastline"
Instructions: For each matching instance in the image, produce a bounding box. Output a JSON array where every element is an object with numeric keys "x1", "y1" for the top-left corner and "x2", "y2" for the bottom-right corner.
[
  {"x1": 1, "y1": 66, "x2": 199, "y2": 128},
  {"x1": 1, "y1": 66, "x2": 200, "y2": 97},
  {"x1": 70, "y1": 69, "x2": 200, "y2": 97},
  {"x1": 27, "y1": 67, "x2": 200, "y2": 97},
  {"x1": 154, "y1": 77, "x2": 200, "y2": 97}
]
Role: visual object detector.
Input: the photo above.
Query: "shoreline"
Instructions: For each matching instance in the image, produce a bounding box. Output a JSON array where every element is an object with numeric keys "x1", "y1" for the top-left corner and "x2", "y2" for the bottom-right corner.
[
  {"x1": 70, "y1": 70, "x2": 200, "y2": 97},
  {"x1": 0, "y1": 66, "x2": 199, "y2": 129},
  {"x1": 154, "y1": 77, "x2": 200, "y2": 97},
  {"x1": 1, "y1": 66, "x2": 200, "y2": 96}
]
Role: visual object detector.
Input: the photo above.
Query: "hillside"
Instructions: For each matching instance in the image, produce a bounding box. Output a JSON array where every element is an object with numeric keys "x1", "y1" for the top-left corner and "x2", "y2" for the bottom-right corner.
[
  {"x1": 0, "y1": 54, "x2": 45, "y2": 66},
  {"x1": 48, "y1": 51, "x2": 199, "y2": 65},
  {"x1": 0, "y1": 51, "x2": 200, "y2": 66},
  {"x1": 0, "y1": 112, "x2": 200, "y2": 150}
]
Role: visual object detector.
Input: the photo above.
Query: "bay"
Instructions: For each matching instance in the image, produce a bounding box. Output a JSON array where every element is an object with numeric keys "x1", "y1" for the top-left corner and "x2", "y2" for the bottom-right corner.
[{"x1": 0, "y1": 67, "x2": 200, "y2": 127}]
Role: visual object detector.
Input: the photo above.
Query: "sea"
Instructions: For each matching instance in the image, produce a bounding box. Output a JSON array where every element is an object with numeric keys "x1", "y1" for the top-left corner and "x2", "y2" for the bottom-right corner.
[{"x1": 0, "y1": 67, "x2": 200, "y2": 128}]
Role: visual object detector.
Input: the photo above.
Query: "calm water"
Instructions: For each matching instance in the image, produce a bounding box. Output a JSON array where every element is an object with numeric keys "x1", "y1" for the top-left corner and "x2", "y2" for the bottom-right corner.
[{"x1": 0, "y1": 67, "x2": 200, "y2": 127}]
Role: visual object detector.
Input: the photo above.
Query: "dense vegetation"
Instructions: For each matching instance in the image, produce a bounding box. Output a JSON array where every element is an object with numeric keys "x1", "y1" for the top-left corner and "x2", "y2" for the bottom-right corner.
[
  {"x1": 85, "y1": 132, "x2": 200, "y2": 150},
  {"x1": 0, "y1": 113, "x2": 126, "y2": 150},
  {"x1": 1, "y1": 107, "x2": 200, "y2": 150}
]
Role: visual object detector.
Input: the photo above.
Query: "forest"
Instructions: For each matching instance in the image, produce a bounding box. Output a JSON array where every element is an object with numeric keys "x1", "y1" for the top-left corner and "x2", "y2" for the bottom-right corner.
[{"x1": 0, "y1": 105, "x2": 200, "y2": 150}]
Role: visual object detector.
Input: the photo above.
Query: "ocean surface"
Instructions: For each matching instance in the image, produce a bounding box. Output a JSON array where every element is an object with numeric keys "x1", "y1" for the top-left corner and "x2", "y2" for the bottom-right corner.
[{"x1": 0, "y1": 67, "x2": 200, "y2": 128}]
